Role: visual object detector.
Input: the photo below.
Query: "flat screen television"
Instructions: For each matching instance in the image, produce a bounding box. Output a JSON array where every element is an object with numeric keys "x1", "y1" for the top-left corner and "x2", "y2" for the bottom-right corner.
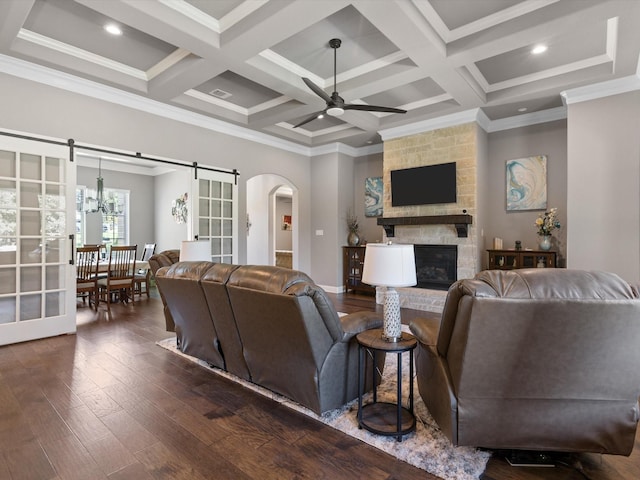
[{"x1": 391, "y1": 162, "x2": 457, "y2": 206}]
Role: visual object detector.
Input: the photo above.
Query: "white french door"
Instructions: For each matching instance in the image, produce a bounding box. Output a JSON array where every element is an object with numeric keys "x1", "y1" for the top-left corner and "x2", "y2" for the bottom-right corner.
[
  {"x1": 0, "y1": 135, "x2": 76, "y2": 346},
  {"x1": 191, "y1": 170, "x2": 238, "y2": 264}
]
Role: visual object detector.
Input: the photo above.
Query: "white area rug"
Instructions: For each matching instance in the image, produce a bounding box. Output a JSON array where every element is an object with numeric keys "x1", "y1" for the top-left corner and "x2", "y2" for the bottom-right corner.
[{"x1": 156, "y1": 328, "x2": 490, "y2": 480}]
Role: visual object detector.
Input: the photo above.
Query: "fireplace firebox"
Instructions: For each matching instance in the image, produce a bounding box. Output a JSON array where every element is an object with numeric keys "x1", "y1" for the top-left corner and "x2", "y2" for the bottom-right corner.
[{"x1": 414, "y1": 245, "x2": 457, "y2": 290}]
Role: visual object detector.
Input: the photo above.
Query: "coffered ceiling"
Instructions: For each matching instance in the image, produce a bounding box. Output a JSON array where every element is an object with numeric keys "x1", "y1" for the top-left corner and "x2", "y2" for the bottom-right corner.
[{"x1": 1, "y1": 0, "x2": 639, "y2": 150}]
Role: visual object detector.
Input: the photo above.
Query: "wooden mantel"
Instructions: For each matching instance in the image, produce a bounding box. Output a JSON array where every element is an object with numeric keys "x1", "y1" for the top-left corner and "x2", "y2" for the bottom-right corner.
[{"x1": 377, "y1": 214, "x2": 473, "y2": 238}]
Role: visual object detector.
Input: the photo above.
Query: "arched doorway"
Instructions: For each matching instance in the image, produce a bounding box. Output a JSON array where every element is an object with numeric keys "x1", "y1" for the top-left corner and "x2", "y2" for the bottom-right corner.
[{"x1": 246, "y1": 174, "x2": 298, "y2": 268}]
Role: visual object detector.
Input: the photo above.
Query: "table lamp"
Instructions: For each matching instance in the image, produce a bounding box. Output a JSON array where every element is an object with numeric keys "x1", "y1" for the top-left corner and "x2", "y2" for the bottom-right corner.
[
  {"x1": 179, "y1": 240, "x2": 210, "y2": 261},
  {"x1": 362, "y1": 243, "x2": 416, "y2": 342}
]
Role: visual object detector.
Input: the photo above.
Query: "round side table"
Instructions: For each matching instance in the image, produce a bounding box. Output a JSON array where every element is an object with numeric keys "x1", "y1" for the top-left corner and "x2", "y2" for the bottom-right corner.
[{"x1": 357, "y1": 328, "x2": 417, "y2": 442}]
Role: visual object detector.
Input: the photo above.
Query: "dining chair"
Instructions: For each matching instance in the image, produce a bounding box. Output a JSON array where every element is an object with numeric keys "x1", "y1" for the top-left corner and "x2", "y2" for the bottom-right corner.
[
  {"x1": 134, "y1": 243, "x2": 156, "y2": 298},
  {"x1": 84, "y1": 244, "x2": 107, "y2": 279},
  {"x1": 98, "y1": 245, "x2": 137, "y2": 317},
  {"x1": 76, "y1": 245, "x2": 101, "y2": 310}
]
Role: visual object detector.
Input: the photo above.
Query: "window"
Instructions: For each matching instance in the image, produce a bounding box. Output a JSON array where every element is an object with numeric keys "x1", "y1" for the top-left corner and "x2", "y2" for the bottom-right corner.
[{"x1": 76, "y1": 185, "x2": 129, "y2": 251}]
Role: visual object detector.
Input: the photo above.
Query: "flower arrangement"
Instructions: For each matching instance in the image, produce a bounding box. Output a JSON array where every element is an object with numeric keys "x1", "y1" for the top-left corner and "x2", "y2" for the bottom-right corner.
[
  {"x1": 346, "y1": 209, "x2": 359, "y2": 233},
  {"x1": 535, "y1": 207, "x2": 561, "y2": 236}
]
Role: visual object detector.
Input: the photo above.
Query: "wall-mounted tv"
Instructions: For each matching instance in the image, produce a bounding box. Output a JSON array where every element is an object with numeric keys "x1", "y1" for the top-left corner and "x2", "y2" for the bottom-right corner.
[{"x1": 391, "y1": 162, "x2": 457, "y2": 206}]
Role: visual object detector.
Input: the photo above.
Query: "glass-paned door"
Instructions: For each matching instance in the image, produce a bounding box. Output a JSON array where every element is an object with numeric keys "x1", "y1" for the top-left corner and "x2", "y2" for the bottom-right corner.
[
  {"x1": 0, "y1": 136, "x2": 76, "y2": 346},
  {"x1": 193, "y1": 171, "x2": 238, "y2": 263}
]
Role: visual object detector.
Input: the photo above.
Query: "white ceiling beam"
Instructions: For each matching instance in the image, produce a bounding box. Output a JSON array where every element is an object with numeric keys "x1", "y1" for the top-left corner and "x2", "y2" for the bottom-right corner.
[
  {"x1": 354, "y1": 0, "x2": 485, "y2": 108},
  {"x1": 0, "y1": 0, "x2": 35, "y2": 51},
  {"x1": 148, "y1": 57, "x2": 227, "y2": 101},
  {"x1": 220, "y1": 0, "x2": 351, "y2": 59}
]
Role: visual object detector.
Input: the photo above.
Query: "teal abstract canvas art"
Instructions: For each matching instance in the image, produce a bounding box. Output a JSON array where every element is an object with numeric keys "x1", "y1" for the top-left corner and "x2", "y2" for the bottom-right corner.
[{"x1": 506, "y1": 155, "x2": 547, "y2": 211}]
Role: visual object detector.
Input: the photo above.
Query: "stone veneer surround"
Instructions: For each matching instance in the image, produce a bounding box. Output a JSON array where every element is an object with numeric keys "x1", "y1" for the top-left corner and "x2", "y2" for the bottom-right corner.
[{"x1": 381, "y1": 123, "x2": 479, "y2": 313}]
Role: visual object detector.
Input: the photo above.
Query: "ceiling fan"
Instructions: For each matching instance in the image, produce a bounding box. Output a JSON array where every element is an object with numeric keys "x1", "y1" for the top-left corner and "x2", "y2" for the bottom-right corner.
[{"x1": 294, "y1": 38, "x2": 407, "y2": 128}]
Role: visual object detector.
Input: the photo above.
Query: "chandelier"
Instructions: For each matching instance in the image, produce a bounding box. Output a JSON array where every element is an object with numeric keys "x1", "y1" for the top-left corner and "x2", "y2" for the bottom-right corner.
[{"x1": 85, "y1": 158, "x2": 121, "y2": 215}]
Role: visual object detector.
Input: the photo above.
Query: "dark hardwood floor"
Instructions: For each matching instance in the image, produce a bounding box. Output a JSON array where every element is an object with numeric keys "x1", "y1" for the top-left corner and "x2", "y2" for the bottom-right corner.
[{"x1": 0, "y1": 289, "x2": 638, "y2": 480}]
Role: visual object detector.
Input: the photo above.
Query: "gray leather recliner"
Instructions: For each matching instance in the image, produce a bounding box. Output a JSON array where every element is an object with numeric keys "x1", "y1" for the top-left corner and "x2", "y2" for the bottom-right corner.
[{"x1": 410, "y1": 269, "x2": 640, "y2": 455}]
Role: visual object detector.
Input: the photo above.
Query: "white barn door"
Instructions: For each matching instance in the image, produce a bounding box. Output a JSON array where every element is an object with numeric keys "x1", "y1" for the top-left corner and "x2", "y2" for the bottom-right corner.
[
  {"x1": 0, "y1": 135, "x2": 76, "y2": 346},
  {"x1": 191, "y1": 170, "x2": 238, "y2": 264}
]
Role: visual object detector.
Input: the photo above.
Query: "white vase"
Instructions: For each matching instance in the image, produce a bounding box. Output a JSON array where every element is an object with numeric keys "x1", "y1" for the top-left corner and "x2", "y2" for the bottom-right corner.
[{"x1": 539, "y1": 235, "x2": 552, "y2": 251}]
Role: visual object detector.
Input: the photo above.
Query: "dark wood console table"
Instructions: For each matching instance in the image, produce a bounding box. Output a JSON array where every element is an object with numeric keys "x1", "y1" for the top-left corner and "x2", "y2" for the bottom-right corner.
[{"x1": 488, "y1": 249, "x2": 557, "y2": 270}]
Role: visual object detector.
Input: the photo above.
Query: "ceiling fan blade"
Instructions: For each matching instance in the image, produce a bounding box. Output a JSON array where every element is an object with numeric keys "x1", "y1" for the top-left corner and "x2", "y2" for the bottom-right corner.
[
  {"x1": 293, "y1": 110, "x2": 325, "y2": 128},
  {"x1": 343, "y1": 104, "x2": 407, "y2": 114},
  {"x1": 302, "y1": 77, "x2": 332, "y2": 103}
]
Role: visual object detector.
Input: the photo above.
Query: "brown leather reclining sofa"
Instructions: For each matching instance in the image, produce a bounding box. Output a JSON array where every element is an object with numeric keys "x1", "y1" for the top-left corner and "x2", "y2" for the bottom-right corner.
[
  {"x1": 155, "y1": 261, "x2": 384, "y2": 415},
  {"x1": 410, "y1": 268, "x2": 640, "y2": 455},
  {"x1": 148, "y1": 249, "x2": 180, "y2": 332}
]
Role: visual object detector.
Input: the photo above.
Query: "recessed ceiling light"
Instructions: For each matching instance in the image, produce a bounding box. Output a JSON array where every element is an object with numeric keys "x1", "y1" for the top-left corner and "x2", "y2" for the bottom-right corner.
[
  {"x1": 104, "y1": 24, "x2": 122, "y2": 36},
  {"x1": 518, "y1": 107, "x2": 528, "y2": 112},
  {"x1": 531, "y1": 44, "x2": 547, "y2": 55},
  {"x1": 317, "y1": 113, "x2": 324, "y2": 119}
]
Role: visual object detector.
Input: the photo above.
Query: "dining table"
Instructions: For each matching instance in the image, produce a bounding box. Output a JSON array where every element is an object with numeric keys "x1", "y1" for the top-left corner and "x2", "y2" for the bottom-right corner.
[{"x1": 96, "y1": 260, "x2": 149, "y2": 273}]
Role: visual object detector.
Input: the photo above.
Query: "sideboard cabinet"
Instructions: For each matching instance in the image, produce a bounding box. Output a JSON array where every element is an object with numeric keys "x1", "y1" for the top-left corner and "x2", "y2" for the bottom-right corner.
[
  {"x1": 343, "y1": 246, "x2": 375, "y2": 294},
  {"x1": 487, "y1": 249, "x2": 557, "y2": 270}
]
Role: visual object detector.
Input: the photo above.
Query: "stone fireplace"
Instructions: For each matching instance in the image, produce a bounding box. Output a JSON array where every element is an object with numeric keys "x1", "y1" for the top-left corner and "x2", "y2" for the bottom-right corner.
[
  {"x1": 376, "y1": 223, "x2": 478, "y2": 313},
  {"x1": 377, "y1": 122, "x2": 482, "y2": 313}
]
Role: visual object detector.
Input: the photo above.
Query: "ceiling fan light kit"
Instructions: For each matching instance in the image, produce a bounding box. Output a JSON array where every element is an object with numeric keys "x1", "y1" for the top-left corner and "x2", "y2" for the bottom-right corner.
[{"x1": 294, "y1": 38, "x2": 406, "y2": 128}]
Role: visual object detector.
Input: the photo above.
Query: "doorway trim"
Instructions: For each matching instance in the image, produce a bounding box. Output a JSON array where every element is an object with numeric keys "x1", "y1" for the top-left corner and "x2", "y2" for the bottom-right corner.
[{"x1": 246, "y1": 174, "x2": 298, "y2": 268}]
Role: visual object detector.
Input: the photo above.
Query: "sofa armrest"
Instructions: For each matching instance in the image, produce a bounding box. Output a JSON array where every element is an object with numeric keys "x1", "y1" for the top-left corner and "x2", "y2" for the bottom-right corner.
[
  {"x1": 339, "y1": 311, "x2": 384, "y2": 342},
  {"x1": 409, "y1": 317, "x2": 440, "y2": 346}
]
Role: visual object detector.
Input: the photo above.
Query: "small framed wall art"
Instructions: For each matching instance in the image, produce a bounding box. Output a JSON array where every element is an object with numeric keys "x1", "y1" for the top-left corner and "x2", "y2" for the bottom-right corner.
[{"x1": 364, "y1": 176, "x2": 383, "y2": 217}]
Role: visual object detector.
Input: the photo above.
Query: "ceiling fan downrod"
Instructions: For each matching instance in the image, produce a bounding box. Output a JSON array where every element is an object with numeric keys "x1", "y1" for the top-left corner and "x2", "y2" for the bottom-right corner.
[{"x1": 327, "y1": 38, "x2": 344, "y2": 116}]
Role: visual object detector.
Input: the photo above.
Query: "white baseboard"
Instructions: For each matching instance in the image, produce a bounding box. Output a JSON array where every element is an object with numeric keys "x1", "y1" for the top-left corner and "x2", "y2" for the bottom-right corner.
[{"x1": 318, "y1": 284, "x2": 344, "y2": 294}]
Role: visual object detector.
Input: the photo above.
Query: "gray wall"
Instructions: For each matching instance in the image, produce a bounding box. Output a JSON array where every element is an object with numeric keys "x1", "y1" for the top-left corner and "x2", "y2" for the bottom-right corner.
[
  {"x1": 566, "y1": 91, "x2": 640, "y2": 283},
  {"x1": 0, "y1": 72, "x2": 312, "y2": 272},
  {"x1": 154, "y1": 169, "x2": 191, "y2": 253},
  {"x1": 351, "y1": 123, "x2": 566, "y2": 272},
  {"x1": 310, "y1": 152, "x2": 356, "y2": 290},
  {"x1": 4, "y1": 70, "x2": 638, "y2": 288},
  {"x1": 475, "y1": 125, "x2": 490, "y2": 273},
  {"x1": 354, "y1": 152, "x2": 385, "y2": 244},
  {"x1": 485, "y1": 120, "x2": 568, "y2": 268}
]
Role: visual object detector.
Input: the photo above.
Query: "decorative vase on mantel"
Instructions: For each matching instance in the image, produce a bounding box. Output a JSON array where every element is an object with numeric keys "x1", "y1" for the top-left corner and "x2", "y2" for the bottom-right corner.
[
  {"x1": 538, "y1": 235, "x2": 552, "y2": 251},
  {"x1": 347, "y1": 231, "x2": 361, "y2": 246}
]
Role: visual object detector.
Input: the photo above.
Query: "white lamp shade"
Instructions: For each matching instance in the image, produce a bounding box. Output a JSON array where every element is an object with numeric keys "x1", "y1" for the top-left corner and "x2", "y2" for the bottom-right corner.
[
  {"x1": 179, "y1": 240, "x2": 210, "y2": 261},
  {"x1": 362, "y1": 243, "x2": 417, "y2": 287}
]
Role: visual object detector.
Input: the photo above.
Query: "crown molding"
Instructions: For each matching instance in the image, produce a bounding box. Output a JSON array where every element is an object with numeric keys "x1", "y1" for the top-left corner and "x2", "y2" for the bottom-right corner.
[
  {"x1": 487, "y1": 106, "x2": 567, "y2": 132},
  {"x1": 379, "y1": 105, "x2": 569, "y2": 139},
  {"x1": 379, "y1": 108, "x2": 485, "y2": 140},
  {"x1": 0, "y1": 53, "x2": 313, "y2": 156},
  {"x1": 561, "y1": 73, "x2": 640, "y2": 105},
  {"x1": 309, "y1": 142, "x2": 383, "y2": 158},
  {"x1": 0, "y1": 53, "x2": 388, "y2": 159},
  {"x1": 3, "y1": 52, "x2": 637, "y2": 162}
]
